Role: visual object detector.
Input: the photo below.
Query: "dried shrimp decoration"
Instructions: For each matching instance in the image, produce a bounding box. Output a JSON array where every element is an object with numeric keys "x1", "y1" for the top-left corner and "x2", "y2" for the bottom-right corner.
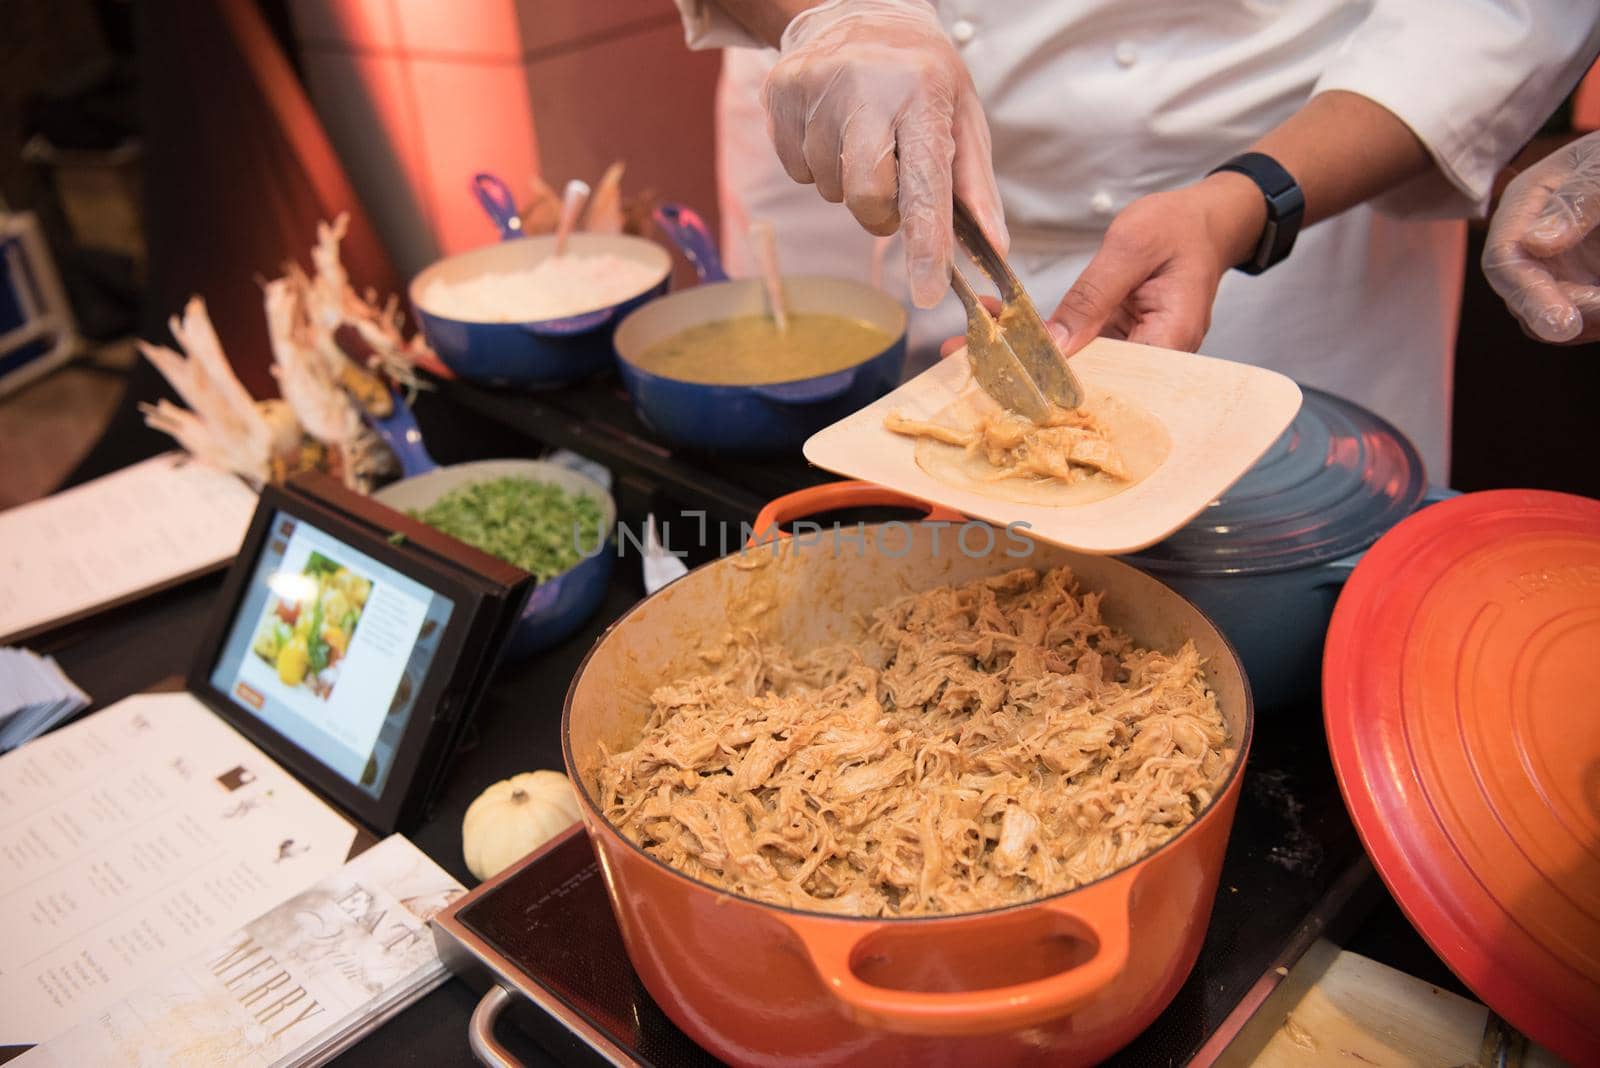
[{"x1": 597, "y1": 566, "x2": 1231, "y2": 917}]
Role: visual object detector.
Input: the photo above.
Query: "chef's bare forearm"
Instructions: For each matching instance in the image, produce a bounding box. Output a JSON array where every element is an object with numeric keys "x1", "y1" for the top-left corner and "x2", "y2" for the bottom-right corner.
[
  {"x1": 1196, "y1": 89, "x2": 1434, "y2": 261},
  {"x1": 1252, "y1": 90, "x2": 1433, "y2": 223},
  {"x1": 708, "y1": 0, "x2": 824, "y2": 46},
  {"x1": 1049, "y1": 89, "x2": 1437, "y2": 353}
]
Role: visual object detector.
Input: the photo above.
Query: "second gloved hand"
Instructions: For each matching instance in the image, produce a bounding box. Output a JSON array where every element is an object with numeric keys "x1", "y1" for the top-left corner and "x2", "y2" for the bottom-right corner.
[
  {"x1": 764, "y1": 0, "x2": 1007, "y2": 308},
  {"x1": 1483, "y1": 130, "x2": 1600, "y2": 344}
]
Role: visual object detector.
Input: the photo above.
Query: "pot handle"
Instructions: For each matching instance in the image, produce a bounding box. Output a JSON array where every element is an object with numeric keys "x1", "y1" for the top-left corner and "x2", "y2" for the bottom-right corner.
[
  {"x1": 653, "y1": 202, "x2": 730, "y2": 283},
  {"x1": 468, "y1": 985, "x2": 524, "y2": 1068},
  {"x1": 784, "y1": 883, "x2": 1131, "y2": 1036},
  {"x1": 1317, "y1": 483, "x2": 1461, "y2": 585},
  {"x1": 749, "y1": 481, "x2": 967, "y2": 546},
  {"x1": 363, "y1": 389, "x2": 439, "y2": 479},
  {"x1": 472, "y1": 172, "x2": 526, "y2": 242}
]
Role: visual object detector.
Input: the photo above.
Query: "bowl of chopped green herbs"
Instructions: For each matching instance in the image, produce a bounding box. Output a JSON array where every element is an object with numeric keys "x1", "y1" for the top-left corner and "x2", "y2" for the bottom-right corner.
[{"x1": 373, "y1": 458, "x2": 615, "y2": 658}]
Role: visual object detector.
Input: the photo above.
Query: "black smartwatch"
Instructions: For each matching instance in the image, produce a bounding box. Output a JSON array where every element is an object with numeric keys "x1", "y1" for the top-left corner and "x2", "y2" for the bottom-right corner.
[{"x1": 1207, "y1": 152, "x2": 1305, "y2": 275}]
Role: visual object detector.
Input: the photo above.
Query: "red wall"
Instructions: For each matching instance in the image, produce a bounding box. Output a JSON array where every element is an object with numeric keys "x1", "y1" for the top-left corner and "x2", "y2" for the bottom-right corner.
[{"x1": 289, "y1": 0, "x2": 722, "y2": 277}]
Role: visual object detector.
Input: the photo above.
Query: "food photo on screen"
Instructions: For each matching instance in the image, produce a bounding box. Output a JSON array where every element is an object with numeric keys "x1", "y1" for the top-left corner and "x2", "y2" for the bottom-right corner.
[
  {"x1": 209, "y1": 510, "x2": 449, "y2": 792},
  {"x1": 250, "y1": 551, "x2": 373, "y2": 702}
]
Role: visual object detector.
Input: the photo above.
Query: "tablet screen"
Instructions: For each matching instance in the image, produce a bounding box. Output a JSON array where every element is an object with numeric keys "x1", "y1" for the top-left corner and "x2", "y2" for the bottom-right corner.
[{"x1": 208, "y1": 510, "x2": 454, "y2": 798}]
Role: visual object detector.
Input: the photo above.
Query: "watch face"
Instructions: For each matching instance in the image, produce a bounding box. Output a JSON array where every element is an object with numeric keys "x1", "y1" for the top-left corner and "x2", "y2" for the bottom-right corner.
[{"x1": 1254, "y1": 220, "x2": 1281, "y2": 273}]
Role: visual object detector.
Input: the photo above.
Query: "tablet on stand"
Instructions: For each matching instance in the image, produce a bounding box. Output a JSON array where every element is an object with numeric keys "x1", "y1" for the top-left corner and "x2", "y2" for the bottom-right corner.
[{"x1": 187, "y1": 471, "x2": 535, "y2": 834}]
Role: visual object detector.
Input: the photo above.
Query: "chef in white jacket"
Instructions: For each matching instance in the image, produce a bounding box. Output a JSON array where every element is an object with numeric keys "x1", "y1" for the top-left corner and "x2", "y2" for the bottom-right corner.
[{"x1": 676, "y1": 0, "x2": 1600, "y2": 480}]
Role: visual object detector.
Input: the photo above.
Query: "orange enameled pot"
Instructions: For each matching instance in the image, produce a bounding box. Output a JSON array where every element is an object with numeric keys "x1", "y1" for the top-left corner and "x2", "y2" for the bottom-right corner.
[{"x1": 562, "y1": 483, "x2": 1253, "y2": 1066}]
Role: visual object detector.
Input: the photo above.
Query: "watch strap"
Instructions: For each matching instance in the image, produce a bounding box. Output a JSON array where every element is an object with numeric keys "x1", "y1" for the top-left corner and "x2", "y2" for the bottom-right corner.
[{"x1": 1208, "y1": 152, "x2": 1305, "y2": 275}]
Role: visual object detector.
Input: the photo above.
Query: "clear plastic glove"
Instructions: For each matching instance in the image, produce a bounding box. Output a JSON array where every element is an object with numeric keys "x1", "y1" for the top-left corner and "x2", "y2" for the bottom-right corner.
[
  {"x1": 1483, "y1": 130, "x2": 1600, "y2": 345},
  {"x1": 764, "y1": 0, "x2": 1006, "y2": 308}
]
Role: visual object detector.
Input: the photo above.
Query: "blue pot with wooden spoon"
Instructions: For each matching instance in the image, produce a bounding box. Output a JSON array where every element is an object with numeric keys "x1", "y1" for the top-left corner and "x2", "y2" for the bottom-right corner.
[{"x1": 611, "y1": 202, "x2": 907, "y2": 455}]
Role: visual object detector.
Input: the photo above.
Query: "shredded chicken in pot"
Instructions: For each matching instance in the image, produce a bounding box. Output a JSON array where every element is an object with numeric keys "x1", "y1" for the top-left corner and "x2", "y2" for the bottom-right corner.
[
  {"x1": 597, "y1": 566, "x2": 1231, "y2": 917},
  {"x1": 885, "y1": 405, "x2": 1129, "y2": 483}
]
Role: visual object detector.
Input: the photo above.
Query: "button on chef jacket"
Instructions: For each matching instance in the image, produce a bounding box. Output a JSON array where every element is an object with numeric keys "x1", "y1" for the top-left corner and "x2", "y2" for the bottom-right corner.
[{"x1": 676, "y1": 0, "x2": 1600, "y2": 481}]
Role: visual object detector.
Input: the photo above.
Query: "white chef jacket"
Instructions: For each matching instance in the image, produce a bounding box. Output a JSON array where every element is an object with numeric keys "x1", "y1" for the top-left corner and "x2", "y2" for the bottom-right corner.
[{"x1": 676, "y1": 1, "x2": 1600, "y2": 481}]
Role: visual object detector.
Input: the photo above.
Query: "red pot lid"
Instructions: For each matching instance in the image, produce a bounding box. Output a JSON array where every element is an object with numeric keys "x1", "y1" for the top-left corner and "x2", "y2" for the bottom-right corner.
[{"x1": 1324, "y1": 489, "x2": 1600, "y2": 1065}]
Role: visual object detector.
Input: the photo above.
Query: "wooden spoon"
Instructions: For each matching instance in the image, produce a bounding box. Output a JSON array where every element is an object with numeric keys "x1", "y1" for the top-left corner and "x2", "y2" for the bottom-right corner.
[
  {"x1": 553, "y1": 179, "x2": 591, "y2": 257},
  {"x1": 870, "y1": 235, "x2": 891, "y2": 291},
  {"x1": 749, "y1": 220, "x2": 789, "y2": 333}
]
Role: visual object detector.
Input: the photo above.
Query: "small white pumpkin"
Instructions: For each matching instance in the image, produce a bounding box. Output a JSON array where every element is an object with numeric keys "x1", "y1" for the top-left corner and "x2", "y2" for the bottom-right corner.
[{"x1": 461, "y1": 770, "x2": 582, "y2": 881}]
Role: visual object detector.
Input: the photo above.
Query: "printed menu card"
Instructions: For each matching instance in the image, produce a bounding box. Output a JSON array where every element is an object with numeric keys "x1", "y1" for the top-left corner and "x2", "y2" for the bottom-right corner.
[
  {"x1": 17, "y1": 835, "x2": 462, "y2": 1068},
  {"x1": 0, "y1": 692, "x2": 356, "y2": 1047},
  {"x1": 0, "y1": 452, "x2": 257, "y2": 643}
]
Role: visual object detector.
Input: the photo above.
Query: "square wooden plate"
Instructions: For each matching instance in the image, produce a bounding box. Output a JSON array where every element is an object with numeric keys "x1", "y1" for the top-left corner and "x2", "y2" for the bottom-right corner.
[{"x1": 802, "y1": 337, "x2": 1303, "y2": 554}]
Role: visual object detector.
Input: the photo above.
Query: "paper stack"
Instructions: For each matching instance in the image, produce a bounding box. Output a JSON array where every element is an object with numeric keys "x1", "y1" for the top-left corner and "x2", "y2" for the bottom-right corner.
[
  {"x1": 19, "y1": 834, "x2": 463, "y2": 1068},
  {"x1": 0, "y1": 452, "x2": 257, "y2": 644},
  {"x1": 0, "y1": 647, "x2": 90, "y2": 751}
]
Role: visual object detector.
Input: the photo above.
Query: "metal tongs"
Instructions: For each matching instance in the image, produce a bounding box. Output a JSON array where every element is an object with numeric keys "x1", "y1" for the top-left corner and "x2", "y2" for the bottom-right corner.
[{"x1": 950, "y1": 196, "x2": 1085, "y2": 421}]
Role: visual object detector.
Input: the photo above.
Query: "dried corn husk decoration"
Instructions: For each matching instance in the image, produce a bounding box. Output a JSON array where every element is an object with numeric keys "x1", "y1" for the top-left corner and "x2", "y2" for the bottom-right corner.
[
  {"x1": 138, "y1": 298, "x2": 275, "y2": 485},
  {"x1": 290, "y1": 214, "x2": 431, "y2": 394},
  {"x1": 585, "y1": 161, "x2": 625, "y2": 233},
  {"x1": 516, "y1": 160, "x2": 656, "y2": 239},
  {"x1": 139, "y1": 215, "x2": 428, "y2": 492},
  {"x1": 519, "y1": 174, "x2": 562, "y2": 236}
]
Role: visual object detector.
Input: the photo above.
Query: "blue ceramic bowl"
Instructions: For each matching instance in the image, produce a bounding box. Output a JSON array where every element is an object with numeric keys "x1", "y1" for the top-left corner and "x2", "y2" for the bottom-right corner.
[
  {"x1": 613, "y1": 275, "x2": 906, "y2": 455},
  {"x1": 409, "y1": 175, "x2": 671, "y2": 389},
  {"x1": 371, "y1": 451, "x2": 616, "y2": 661},
  {"x1": 411, "y1": 235, "x2": 669, "y2": 390},
  {"x1": 610, "y1": 203, "x2": 907, "y2": 455}
]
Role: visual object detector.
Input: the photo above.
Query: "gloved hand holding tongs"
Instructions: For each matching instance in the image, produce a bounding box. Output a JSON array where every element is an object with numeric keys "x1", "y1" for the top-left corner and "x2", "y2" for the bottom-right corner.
[
  {"x1": 947, "y1": 195, "x2": 1087, "y2": 421},
  {"x1": 764, "y1": 0, "x2": 1008, "y2": 310}
]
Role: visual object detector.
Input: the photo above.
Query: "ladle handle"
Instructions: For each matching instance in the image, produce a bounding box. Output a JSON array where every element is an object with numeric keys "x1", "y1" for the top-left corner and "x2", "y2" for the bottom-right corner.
[
  {"x1": 870, "y1": 235, "x2": 891, "y2": 291},
  {"x1": 553, "y1": 179, "x2": 591, "y2": 257}
]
